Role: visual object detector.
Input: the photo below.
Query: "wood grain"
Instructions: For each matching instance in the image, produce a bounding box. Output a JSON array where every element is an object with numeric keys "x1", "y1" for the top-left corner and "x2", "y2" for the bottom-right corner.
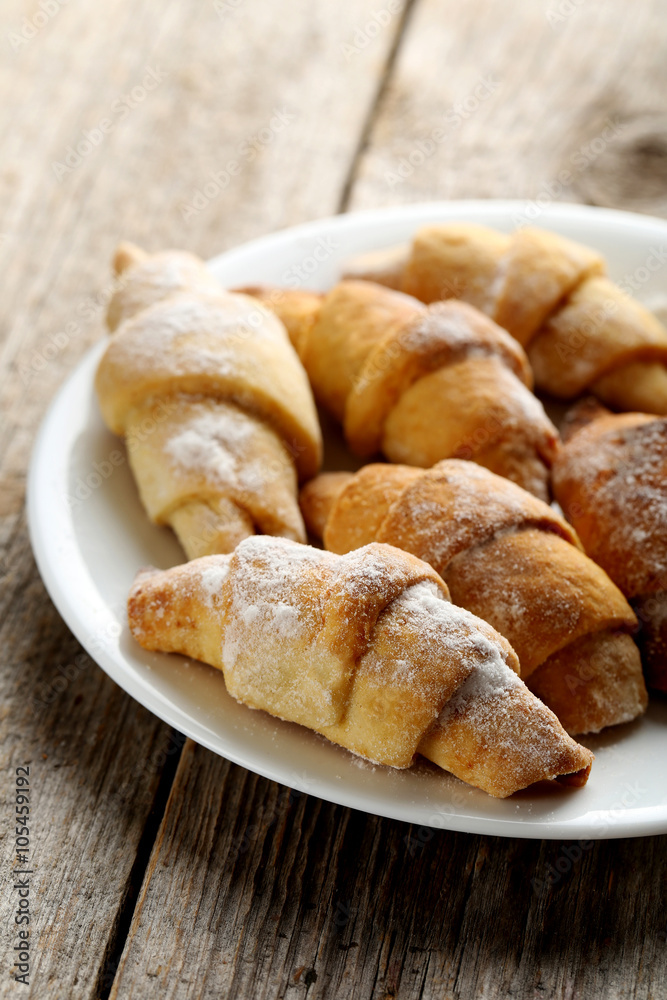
[
  {"x1": 0, "y1": 519, "x2": 182, "y2": 998},
  {"x1": 0, "y1": 0, "x2": 408, "y2": 996},
  {"x1": 110, "y1": 744, "x2": 667, "y2": 1000},
  {"x1": 347, "y1": 0, "x2": 667, "y2": 216}
]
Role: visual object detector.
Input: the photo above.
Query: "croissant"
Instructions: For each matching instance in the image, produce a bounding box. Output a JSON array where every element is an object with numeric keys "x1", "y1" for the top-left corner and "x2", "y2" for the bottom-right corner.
[
  {"x1": 95, "y1": 244, "x2": 322, "y2": 558},
  {"x1": 128, "y1": 535, "x2": 594, "y2": 797},
  {"x1": 344, "y1": 223, "x2": 667, "y2": 414},
  {"x1": 242, "y1": 279, "x2": 559, "y2": 501},
  {"x1": 553, "y1": 399, "x2": 667, "y2": 691},
  {"x1": 300, "y1": 459, "x2": 648, "y2": 735}
]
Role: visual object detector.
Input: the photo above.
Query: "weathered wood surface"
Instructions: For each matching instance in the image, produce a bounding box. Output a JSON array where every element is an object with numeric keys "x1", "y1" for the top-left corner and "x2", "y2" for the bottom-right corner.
[
  {"x1": 111, "y1": 742, "x2": 667, "y2": 1000},
  {"x1": 1, "y1": 0, "x2": 666, "y2": 997},
  {"x1": 0, "y1": 522, "x2": 183, "y2": 999},
  {"x1": 348, "y1": 0, "x2": 667, "y2": 216},
  {"x1": 0, "y1": 0, "x2": 407, "y2": 996}
]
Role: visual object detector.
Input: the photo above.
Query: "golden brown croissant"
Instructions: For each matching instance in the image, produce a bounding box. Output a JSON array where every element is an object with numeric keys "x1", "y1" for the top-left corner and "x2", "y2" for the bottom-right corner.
[
  {"x1": 553, "y1": 399, "x2": 667, "y2": 691},
  {"x1": 344, "y1": 223, "x2": 667, "y2": 414},
  {"x1": 128, "y1": 535, "x2": 594, "y2": 797},
  {"x1": 95, "y1": 244, "x2": 322, "y2": 558},
  {"x1": 242, "y1": 279, "x2": 559, "y2": 501},
  {"x1": 301, "y1": 459, "x2": 648, "y2": 735}
]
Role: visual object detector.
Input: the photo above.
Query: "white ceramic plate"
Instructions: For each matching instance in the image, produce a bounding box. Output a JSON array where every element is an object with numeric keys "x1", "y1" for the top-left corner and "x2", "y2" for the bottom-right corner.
[{"x1": 28, "y1": 201, "x2": 667, "y2": 840}]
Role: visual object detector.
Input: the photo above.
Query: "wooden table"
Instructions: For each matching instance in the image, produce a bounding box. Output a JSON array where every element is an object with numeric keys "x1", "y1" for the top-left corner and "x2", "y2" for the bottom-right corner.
[{"x1": 2, "y1": 1, "x2": 666, "y2": 996}]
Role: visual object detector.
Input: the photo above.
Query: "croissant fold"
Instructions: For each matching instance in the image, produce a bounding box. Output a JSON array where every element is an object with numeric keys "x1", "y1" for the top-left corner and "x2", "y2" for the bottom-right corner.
[
  {"x1": 553, "y1": 399, "x2": 667, "y2": 691},
  {"x1": 241, "y1": 279, "x2": 559, "y2": 501},
  {"x1": 301, "y1": 458, "x2": 648, "y2": 735},
  {"x1": 95, "y1": 244, "x2": 322, "y2": 558},
  {"x1": 128, "y1": 536, "x2": 593, "y2": 797},
  {"x1": 344, "y1": 223, "x2": 667, "y2": 415}
]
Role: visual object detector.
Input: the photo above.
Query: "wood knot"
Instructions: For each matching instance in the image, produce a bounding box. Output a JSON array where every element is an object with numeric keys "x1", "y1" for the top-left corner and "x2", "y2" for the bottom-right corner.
[{"x1": 572, "y1": 113, "x2": 667, "y2": 215}]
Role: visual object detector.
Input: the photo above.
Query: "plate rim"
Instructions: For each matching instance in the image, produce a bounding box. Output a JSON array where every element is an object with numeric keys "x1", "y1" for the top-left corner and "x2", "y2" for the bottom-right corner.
[{"x1": 28, "y1": 199, "x2": 667, "y2": 840}]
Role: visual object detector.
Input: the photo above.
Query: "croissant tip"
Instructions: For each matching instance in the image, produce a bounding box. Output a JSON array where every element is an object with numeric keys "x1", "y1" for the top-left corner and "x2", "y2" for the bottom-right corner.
[
  {"x1": 560, "y1": 396, "x2": 610, "y2": 442},
  {"x1": 132, "y1": 565, "x2": 161, "y2": 584},
  {"x1": 300, "y1": 472, "x2": 352, "y2": 540},
  {"x1": 555, "y1": 758, "x2": 594, "y2": 788},
  {"x1": 113, "y1": 241, "x2": 148, "y2": 275},
  {"x1": 341, "y1": 243, "x2": 410, "y2": 290},
  {"x1": 232, "y1": 284, "x2": 272, "y2": 298}
]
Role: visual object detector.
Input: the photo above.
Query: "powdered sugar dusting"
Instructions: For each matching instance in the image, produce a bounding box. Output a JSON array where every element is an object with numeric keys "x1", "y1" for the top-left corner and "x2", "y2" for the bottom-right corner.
[
  {"x1": 270, "y1": 602, "x2": 301, "y2": 636},
  {"x1": 165, "y1": 407, "x2": 252, "y2": 487},
  {"x1": 198, "y1": 561, "x2": 230, "y2": 606},
  {"x1": 221, "y1": 536, "x2": 332, "y2": 673},
  {"x1": 108, "y1": 250, "x2": 226, "y2": 329},
  {"x1": 219, "y1": 536, "x2": 517, "y2": 729},
  {"x1": 554, "y1": 416, "x2": 667, "y2": 595},
  {"x1": 107, "y1": 291, "x2": 290, "y2": 402},
  {"x1": 397, "y1": 300, "x2": 526, "y2": 377},
  {"x1": 362, "y1": 578, "x2": 519, "y2": 707},
  {"x1": 381, "y1": 459, "x2": 566, "y2": 577},
  {"x1": 396, "y1": 581, "x2": 522, "y2": 714},
  {"x1": 129, "y1": 535, "x2": 587, "y2": 793},
  {"x1": 367, "y1": 580, "x2": 574, "y2": 788},
  {"x1": 438, "y1": 636, "x2": 523, "y2": 723}
]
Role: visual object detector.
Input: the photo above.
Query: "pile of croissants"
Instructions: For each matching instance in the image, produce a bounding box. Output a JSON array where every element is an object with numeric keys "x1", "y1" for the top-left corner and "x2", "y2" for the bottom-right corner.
[{"x1": 93, "y1": 222, "x2": 667, "y2": 799}]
